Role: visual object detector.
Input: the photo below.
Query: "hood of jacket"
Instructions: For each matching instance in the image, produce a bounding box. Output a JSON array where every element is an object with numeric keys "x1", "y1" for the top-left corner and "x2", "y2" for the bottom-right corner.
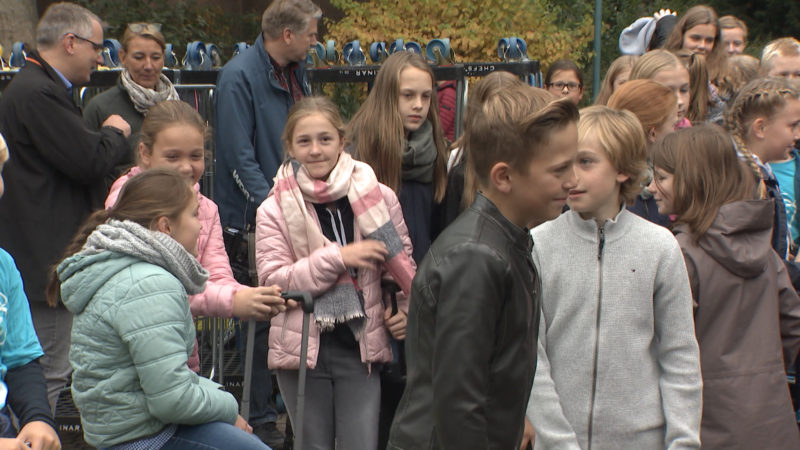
[
  {"x1": 58, "y1": 251, "x2": 140, "y2": 315},
  {"x1": 678, "y1": 199, "x2": 774, "y2": 279}
]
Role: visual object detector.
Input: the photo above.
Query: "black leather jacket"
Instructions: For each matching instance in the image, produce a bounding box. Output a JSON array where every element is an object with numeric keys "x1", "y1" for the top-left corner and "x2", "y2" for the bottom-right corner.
[{"x1": 389, "y1": 193, "x2": 540, "y2": 449}]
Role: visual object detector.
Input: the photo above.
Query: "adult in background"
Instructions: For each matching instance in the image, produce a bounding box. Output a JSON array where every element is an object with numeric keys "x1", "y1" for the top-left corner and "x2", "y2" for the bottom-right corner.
[
  {"x1": 0, "y1": 2, "x2": 130, "y2": 412},
  {"x1": 214, "y1": 0, "x2": 321, "y2": 446},
  {"x1": 84, "y1": 22, "x2": 178, "y2": 185}
]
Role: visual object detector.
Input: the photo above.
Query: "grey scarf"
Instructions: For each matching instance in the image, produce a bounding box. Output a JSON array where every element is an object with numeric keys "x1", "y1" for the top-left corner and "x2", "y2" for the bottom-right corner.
[
  {"x1": 79, "y1": 220, "x2": 208, "y2": 295},
  {"x1": 402, "y1": 120, "x2": 437, "y2": 183},
  {"x1": 120, "y1": 69, "x2": 180, "y2": 114}
]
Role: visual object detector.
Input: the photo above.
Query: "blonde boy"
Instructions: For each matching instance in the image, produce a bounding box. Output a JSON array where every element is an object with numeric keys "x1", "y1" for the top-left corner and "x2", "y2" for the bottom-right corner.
[
  {"x1": 527, "y1": 106, "x2": 702, "y2": 449},
  {"x1": 389, "y1": 87, "x2": 579, "y2": 450},
  {"x1": 761, "y1": 37, "x2": 800, "y2": 79}
]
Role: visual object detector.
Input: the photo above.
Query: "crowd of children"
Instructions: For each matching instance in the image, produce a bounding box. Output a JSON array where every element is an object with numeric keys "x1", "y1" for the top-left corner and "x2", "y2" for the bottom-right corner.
[{"x1": 1, "y1": 1, "x2": 800, "y2": 449}]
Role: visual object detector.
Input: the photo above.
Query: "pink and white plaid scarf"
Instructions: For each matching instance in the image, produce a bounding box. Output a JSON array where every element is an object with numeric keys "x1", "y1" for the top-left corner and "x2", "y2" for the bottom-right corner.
[{"x1": 271, "y1": 152, "x2": 415, "y2": 335}]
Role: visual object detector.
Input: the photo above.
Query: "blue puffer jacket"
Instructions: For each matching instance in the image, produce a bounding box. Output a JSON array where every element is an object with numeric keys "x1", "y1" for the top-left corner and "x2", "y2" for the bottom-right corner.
[
  {"x1": 214, "y1": 33, "x2": 311, "y2": 230},
  {"x1": 59, "y1": 251, "x2": 238, "y2": 448}
]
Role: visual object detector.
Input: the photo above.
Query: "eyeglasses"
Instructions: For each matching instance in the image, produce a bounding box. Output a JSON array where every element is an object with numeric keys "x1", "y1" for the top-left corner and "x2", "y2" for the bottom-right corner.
[
  {"x1": 549, "y1": 81, "x2": 582, "y2": 91},
  {"x1": 127, "y1": 23, "x2": 163, "y2": 34},
  {"x1": 66, "y1": 33, "x2": 104, "y2": 53}
]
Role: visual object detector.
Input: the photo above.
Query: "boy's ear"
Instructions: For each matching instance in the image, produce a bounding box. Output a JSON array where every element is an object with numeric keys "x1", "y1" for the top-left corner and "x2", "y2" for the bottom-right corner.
[
  {"x1": 751, "y1": 117, "x2": 767, "y2": 140},
  {"x1": 488, "y1": 162, "x2": 514, "y2": 193},
  {"x1": 616, "y1": 172, "x2": 631, "y2": 184}
]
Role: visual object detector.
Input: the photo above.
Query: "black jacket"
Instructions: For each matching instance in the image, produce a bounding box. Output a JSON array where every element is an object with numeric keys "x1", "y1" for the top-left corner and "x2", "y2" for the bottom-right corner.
[
  {"x1": 388, "y1": 193, "x2": 540, "y2": 449},
  {"x1": 0, "y1": 51, "x2": 128, "y2": 304}
]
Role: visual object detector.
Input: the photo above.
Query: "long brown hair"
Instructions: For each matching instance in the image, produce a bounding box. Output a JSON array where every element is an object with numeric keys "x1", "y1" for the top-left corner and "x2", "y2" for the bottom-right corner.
[
  {"x1": 664, "y1": 5, "x2": 728, "y2": 84},
  {"x1": 348, "y1": 52, "x2": 449, "y2": 202},
  {"x1": 650, "y1": 124, "x2": 755, "y2": 240},
  {"x1": 46, "y1": 169, "x2": 194, "y2": 306}
]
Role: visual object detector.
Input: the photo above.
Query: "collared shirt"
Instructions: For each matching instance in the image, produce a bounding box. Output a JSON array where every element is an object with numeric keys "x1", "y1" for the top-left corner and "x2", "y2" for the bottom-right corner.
[{"x1": 50, "y1": 66, "x2": 73, "y2": 95}]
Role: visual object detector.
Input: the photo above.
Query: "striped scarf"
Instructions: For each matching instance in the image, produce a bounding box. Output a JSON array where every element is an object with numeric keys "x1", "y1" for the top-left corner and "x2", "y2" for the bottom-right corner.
[{"x1": 271, "y1": 153, "x2": 414, "y2": 336}]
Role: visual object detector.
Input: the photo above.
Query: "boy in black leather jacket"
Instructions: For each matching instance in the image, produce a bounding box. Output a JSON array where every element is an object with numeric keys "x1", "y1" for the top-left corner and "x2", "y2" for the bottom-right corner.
[{"x1": 389, "y1": 85, "x2": 579, "y2": 450}]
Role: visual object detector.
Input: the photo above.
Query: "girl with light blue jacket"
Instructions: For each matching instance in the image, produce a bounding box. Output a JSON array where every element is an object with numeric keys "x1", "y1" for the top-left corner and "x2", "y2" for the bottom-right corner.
[{"x1": 48, "y1": 169, "x2": 271, "y2": 450}]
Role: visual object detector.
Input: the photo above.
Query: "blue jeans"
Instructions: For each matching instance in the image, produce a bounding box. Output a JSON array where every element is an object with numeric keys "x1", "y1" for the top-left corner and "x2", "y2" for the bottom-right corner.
[{"x1": 160, "y1": 422, "x2": 270, "y2": 450}]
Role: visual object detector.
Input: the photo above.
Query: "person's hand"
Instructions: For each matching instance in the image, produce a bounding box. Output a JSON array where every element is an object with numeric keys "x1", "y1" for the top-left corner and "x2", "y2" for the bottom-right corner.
[
  {"x1": 102, "y1": 114, "x2": 132, "y2": 137},
  {"x1": 16, "y1": 420, "x2": 61, "y2": 450},
  {"x1": 653, "y1": 9, "x2": 675, "y2": 20},
  {"x1": 340, "y1": 240, "x2": 387, "y2": 270},
  {"x1": 232, "y1": 285, "x2": 285, "y2": 320},
  {"x1": 384, "y1": 308, "x2": 407, "y2": 340},
  {"x1": 234, "y1": 415, "x2": 253, "y2": 433},
  {"x1": 520, "y1": 417, "x2": 535, "y2": 450}
]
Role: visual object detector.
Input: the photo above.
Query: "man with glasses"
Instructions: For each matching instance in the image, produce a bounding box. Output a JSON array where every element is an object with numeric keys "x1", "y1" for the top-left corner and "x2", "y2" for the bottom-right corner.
[{"x1": 0, "y1": 1, "x2": 130, "y2": 417}]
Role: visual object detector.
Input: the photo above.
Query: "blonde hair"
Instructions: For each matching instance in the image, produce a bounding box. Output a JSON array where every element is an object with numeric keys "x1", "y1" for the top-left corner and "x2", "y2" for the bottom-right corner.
[
  {"x1": 261, "y1": 0, "x2": 322, "y2": 40},
  {"x1": 607, "y1": 79, "x2": 676, "y2": 137},
  {"x1": 716, "y1": 54, "x2": 759, "y2": 101},
  {"x1": 282, "y1": 96, "x2": 345, "y2": 162},
  {"x1": 630, "y1": 49, "x2": 709, "y2": 123},
  {"x1": 468, "y1": 87, "x2": 578, "y2": 188},
  {"x1": 349, "y1": 52, "x2": 449, "y2": 202},
  {"x1": 664, "y1": 5, "x2": 728, "y2": 84},
  {"x1": 650, "y1": 124, "x2": 755, "y2": 239},
  {"x1": 760, "y1": 37, "x2": 800, "y2": 76},
  {"x1": 121, "y1": 23, "x2": 166, "y2": 52},
  {"x1": 458, "y1": 71, "x2": 526, "y2": 208},
  {"x1": 578, "y1": 106, "x2": 648, "y2": 204},
  {"x1": 595, "y1": 55, "x2": 638, "y2": 106}
]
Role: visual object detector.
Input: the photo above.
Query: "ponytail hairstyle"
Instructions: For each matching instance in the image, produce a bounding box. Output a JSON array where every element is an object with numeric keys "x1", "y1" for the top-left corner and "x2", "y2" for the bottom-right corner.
[
  {"x1": 46, "y1": 169, "x2": 195, "y2": 306},
  {"x1": 578, "y1": 106, "x2": 649, "y2": 204},
  {"x1": 594, "y1": 55, "x2": 638, "y2": 106},
  {"x1": 139, "y1": 100, "x2": 211, "y2": 164},
  {"x1": 458, "y1": 70, "x2": 526, "y2": 208},
  {"x1": 664, "y1": 5, "x2": 728, "y2": 84},
  {"x1": 724, "y1": 77, "x2": 800, "y2": 195},
  {"x1": 650, "y1": 124, "x2": 755, "y2": 240},
  {"x1": 607, "y1": 79, "x2": 677, "y2": 142},
  {"x1": 282, "y1": 96, "x2": 345, "y2": 163},
  {"x1": 348, "y1": 51, "x2": 449, "y2": 202}
]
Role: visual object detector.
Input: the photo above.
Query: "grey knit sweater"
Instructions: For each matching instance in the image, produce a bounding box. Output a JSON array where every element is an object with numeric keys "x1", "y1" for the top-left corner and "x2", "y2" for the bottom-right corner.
[{"x1": 527, "y1": 208, "x2": 702, "y2": 450}]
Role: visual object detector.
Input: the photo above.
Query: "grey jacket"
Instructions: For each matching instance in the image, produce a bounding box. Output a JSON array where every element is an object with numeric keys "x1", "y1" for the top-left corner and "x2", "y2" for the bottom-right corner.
[{"x1": 528, "y1": 208, "x2": 702, "y2": 450}]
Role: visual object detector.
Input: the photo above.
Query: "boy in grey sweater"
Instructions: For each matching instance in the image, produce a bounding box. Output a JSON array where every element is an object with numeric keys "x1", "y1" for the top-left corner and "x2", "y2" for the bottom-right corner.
[{"x1": 527, "y1": 106, "x2": 702, "y2": 449}]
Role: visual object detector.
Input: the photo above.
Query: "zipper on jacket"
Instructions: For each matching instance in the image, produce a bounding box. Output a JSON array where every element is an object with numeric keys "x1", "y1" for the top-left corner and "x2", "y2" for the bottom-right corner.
[{"x1": 586, "y1": 225, "x2": 605, "y2": 450}]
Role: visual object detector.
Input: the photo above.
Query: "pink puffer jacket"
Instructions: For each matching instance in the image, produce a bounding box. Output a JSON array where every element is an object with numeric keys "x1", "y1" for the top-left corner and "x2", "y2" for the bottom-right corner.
[
  {"x1": 255, "y1": 184, "x2": 415, "y2": 371},
  {"x1": 107, "y1": 167, "x2": 244, "y2": 371}
]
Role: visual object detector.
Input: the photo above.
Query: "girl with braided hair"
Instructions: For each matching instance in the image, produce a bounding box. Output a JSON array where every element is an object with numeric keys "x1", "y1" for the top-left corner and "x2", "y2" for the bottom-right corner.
[{"x1": 724, "y1": 77, "x2": 800, "y2": 260}]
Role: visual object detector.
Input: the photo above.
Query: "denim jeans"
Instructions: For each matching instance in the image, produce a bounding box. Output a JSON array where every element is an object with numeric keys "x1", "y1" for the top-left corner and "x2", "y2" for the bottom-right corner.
[
  {"x1": 160, "y1": 422, "x2": 270, "y2": 450},
  {"x1": 276, "y1": 334, "x2": 381, "y2": 450}
]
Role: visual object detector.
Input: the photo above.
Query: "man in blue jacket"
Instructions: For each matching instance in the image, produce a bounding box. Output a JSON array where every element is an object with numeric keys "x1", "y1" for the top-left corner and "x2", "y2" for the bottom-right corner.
[{"x1": 214, "y1": 0, "x2": 321, "y2": 446}]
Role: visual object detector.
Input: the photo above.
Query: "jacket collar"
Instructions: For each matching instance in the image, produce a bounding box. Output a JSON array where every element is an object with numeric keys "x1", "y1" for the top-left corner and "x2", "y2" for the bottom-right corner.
[
  {"x1": 471, "y1": 192, "x2": 534, "y2": 254},
  {"x1": 255, "y1": 34, "x2": 308, "y2": 81},
  {"x1": 564, "y1": 206, "x2": 632, "y2": 243}
]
